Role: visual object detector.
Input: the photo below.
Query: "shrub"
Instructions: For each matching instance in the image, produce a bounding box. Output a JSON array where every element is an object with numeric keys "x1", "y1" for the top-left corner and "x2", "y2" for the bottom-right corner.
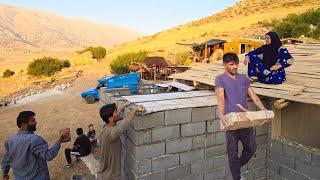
[
  {"x1": 110, "y1": 51, "x2": 148, "y2": 74},
  {"x1": 27, "y1": 57, "x2": 62, "y2": 77},
  {"x1": 2, "y1": 69, "x2": 15, "y2": 78},
  {"x1": 175, "y1": 52, "x2": 192, "y2": 65},
  {"x1": 79, "y1": 46, "x2": 106, "y2": 59},
  {"x1": 60, "y1": 59, "x2": 71, "y2": 68}
]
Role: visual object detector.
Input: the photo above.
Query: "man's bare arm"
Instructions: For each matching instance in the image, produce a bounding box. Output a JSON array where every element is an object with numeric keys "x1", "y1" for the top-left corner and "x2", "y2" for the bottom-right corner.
[{"x1": 248, "y1": 87, "x2": 266, "y2": 110}]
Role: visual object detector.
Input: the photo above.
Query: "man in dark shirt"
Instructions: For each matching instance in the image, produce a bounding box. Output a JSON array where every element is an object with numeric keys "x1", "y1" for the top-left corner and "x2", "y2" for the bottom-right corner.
[{"x1": 64, "y1": 128, "x2": 91, "y2": 168}]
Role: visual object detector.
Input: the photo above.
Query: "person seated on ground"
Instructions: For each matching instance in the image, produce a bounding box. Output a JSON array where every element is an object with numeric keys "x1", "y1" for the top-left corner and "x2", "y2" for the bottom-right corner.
[
  {"x1": 244, "y1": 31, "x2": 294, "y2": 84},
  {"x1": 87, "y1": 124, "x2": 97, "y2": 147},
  {"x1": 97, "y1": 103, "x2": 144, "y2": 180},
  {"x1": 64, "y1": 128, "x2": 91, "y2": 168}
]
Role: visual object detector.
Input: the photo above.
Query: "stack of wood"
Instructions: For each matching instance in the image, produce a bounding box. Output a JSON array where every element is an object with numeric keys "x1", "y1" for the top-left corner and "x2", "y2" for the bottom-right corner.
[{"x1": 169, "y1": 43, "x2": 320, "y2": 106}]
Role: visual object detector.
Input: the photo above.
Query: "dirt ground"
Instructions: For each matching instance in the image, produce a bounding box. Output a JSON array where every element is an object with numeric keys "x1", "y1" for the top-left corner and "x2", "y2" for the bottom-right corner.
[{"x1": 0, "y1": 62, "x2": 111, "y2": 179}]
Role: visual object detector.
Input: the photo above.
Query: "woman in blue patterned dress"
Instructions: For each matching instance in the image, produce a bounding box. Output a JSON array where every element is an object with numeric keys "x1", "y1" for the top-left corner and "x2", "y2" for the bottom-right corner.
[{"x1": 244, "y1": 31, "x2": 294, "y2": 84}]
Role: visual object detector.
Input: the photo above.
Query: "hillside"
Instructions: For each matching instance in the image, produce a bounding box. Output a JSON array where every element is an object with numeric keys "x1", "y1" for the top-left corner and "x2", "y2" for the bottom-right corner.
[
  {"x1": 106, "y1": 0, "x2": 320, "y2": 60},
  {"x1": 0, "y1": 3, "x2": 141, "y2": 61}
]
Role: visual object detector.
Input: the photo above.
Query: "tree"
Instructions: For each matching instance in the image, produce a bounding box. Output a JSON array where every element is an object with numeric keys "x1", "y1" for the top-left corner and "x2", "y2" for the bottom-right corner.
[{"x1": 2, "y1": 69, "x2": 15, "y2": 78}]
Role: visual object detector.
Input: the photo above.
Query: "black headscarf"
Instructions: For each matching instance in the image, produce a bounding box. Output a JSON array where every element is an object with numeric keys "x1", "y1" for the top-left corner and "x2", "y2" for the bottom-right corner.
[{"x1": 259, "y1": 31, "x2": 282, "y2": 69}]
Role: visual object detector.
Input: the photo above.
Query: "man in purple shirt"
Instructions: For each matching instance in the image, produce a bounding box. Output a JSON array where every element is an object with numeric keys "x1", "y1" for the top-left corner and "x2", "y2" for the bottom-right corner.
[
  {"x1": 215, "y1": 53, "x2": 266, "y2": 180},
  {"x1": 1, "y1": 111, "x2": 70, "y2": 180}
]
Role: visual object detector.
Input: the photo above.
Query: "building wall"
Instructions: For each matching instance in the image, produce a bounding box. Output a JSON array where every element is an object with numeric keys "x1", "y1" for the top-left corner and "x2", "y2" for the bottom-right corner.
[
  {"x1": 224, "y1": 39, "x2": 263, "y2": 55},
  {"x1": 100, "y1": 91, "x2": 320, "y2": 180}
]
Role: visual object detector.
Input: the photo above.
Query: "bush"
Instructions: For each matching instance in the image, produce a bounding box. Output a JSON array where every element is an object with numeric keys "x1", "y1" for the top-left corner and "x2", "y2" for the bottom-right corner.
[
  {"x1": 273, "y1": 8, "x2": 320, "y2": 39},
  {"x1": 175, "y1": 52, "x2": 192, "y2": 65},
  {"x1": 110, "y1": 51, "x2": 148, "y2": 74},
  {"x1": 27, "y1": 57, "x2": 62, "y2": 77},
  {"x1": 60, "y1": 59, "x2": 71, "y2": 68},
  {"x1": 79, "y1": 46, "x2": 106, "y2": 59},
  {"x1": 2, "y1": 69, "x2": 15, "y2": 78}
]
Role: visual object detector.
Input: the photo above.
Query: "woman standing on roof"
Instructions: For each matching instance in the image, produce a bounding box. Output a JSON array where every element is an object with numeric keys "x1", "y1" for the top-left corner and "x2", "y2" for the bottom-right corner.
[{"x1": 244, "y1": 31, "x2": 294, "y2": 84}]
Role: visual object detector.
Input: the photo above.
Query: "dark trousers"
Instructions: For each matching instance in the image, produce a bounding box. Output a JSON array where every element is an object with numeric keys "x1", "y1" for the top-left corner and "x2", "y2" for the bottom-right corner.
[
  {"x1": 226, "y1": 128, "x2": 257, "y2": 180},
  {"x1": 65, "y1": 148, "x2": 80, "y2": 164}
]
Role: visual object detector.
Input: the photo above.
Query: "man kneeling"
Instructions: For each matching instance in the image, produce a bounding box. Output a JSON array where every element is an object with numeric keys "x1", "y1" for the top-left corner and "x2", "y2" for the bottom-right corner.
[{"x1": 64, "y1": 128, "x2": 91, "y2": 168}]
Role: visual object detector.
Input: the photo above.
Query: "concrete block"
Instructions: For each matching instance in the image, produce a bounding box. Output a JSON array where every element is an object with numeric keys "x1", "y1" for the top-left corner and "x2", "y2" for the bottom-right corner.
[
  {"x1": 255, "y1": 124, "x2": 268, "y2": 136},
  {"x1": 280, "y1": 165, "x2": 308, "y2": 180},
  {"x1": 269, "y1": 139, "x2": 283, "y2": 153},
  {"x1": 132, "y1": 112, "x2": 165, "y2": 130},
  {"x1": 135, "y1": 170, "x2": 166, "y2": 180},
  {"x1": 205, "y1": 134, "x2": 215, "y2": 147},
  {"x1": 191, "y1": 159, "x2": 214, "y2": 175},
  {"x1": 152, "y1": 125, "x2": 180, "y2": 142},
  {"x1": 295, "y1": 159, "x2": 320, "y2": 179},
  {"x1": 179, "y1": 173, "x2": 204, "y2": 180},
  {"x1": 283, "y1": 143, "x2": 311, "y2": 163},
  {"x1": 191, "y1": 106, "x2": 215, "y2": 122},
  {"x1": 267, "y1": 170, "x2": 283, "y2": 180},
  {"x1": 152, "y1": 154, "x2": 179, "y2": 172},
  {"x1": 266, "y1": 159, "x2": 280, "y2": 174},
  {"x1": 192, "y1": 135, "x2": 206, "y2": 149},
  {"x1": 213, "y1": 155, "x2": 228, "y2": 169},
  {"x1": 127, "y1": 127, "x2": 151, "y2": 146},
  {"x1": 311, "y1": 151, "x2": 320, "y2": 166},
  {"x1": 255, "y1": 145, "x2": 267, "y2": 158},
  {"x1": 269, "y1": 150, "x2": 295, "y2": 169},
  {"x1": 128, "y1": 155, "x2": 152, "y2": 175},
  {"x1": 248, "y1": 157, "x2": 266, "y2": 170},
  {"x1": 165, "y1": 108, "x2": 191, "y2": 125},
  {"x1": 215, "y1": 132, "x2": 226, "y2": 145},
  {"x1": 205, "y1": 144, "x2": 226, "y2": 158},
  {"x1": 256, "y1": 135, "x2": 267, "y2": 146},
  {"x1": 181, "y1": 122, "x2": 206, "y2": 137},
  {"x1": 204, "y1": 167, "x2": 226, "y2": 180},
  {"x1": 215, "y1": 107, "x2": 220, "y2": 119},
  {"x1": 166, "y1": 164, "x2": 191, "y2": 180},
  {"x1": 207, "y1": 120, "x2": 220, "y2": 133},
  {"x1": 180, "y1": 149, "x2": 205, "y2": 165},
  {"x1": 166, "y1": 138, "x2": 192, "y2": 154},
  {"x1": 134, "y1": 142, "x2": 166, "y2": 161},
  {"x1": 254, "y1": 167, "x2": 267, "y2": 179}
]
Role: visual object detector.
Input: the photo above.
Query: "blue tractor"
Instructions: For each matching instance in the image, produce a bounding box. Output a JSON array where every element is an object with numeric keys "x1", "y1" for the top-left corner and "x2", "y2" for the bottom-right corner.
[{"x1": 81, "y1": 72, "x2": 140, "y2": 104}]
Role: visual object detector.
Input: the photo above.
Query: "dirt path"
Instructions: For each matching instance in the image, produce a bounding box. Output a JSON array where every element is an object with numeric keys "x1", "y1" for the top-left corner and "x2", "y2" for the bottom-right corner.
[{"x1": 0, "y1": 62, "x2": 110, "y2": 179}]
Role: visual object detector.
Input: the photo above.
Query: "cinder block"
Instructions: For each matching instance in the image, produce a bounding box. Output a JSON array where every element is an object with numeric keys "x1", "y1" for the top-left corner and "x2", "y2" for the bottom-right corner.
[
  {"x1": 192, "y1": 135, "x2": 206, "y2": 149},
  {"x1": 266, "y1": 159, "x2": 280, "y2": 174},
  {"x1": 165, "y1": 164, "x2": 191, "y2": 180},
  {"x1": 255, "y1": 145, "x2": 267, "y2": 158},
  {"x1": 213, "y1": 155, "x2": 228, "y2": 168},
  {"x1": 269, "y1": 150, "x2": 295, "y2": 169},
  {"x1": 256, "y1": 135, "x2": 267, "y2": 146},
  {"x1": 207, "y1": 120, "x2": 220, "y2": 133},
  {"x1": 192, "y1": 107, "x2": 215, "y2": 122},
  {"x1": 151, "y1": 154, "x2": 179, "y2": 172},
  {"x1": 131, "y1": 112, "x2": 165, "y2": 130},
  {"x1": 205, "y1": 134, "x2": 215, "y2": 147},
  {"x1": 191, "y1": 159, "x2": 214, "y2": 175},
  {"x1": 127, "y1": 127, "x2": 151, "y2": 146},
  {"x1": 133, "y1": 142, "x2": 166, "y2": 161},
  {"x1": 152, "y1": 125, "x2": 180, "y2": 142},
  {"x1": 269, "y1": 139, "x2": 283, "y2": 153},
  {"x1": 180, "y1": 149, "x2": 205, "y2": 165},
  {"x1": 283, "y1": 143, "x2": 311, "y2": 163},
  {"x1": 248, "y1": 157, "x2": 266, "y2": 170},
  {"x1": 204, "y1": 167, "x2": 226, "y2": 180},
  {"x1": 254, "y1": 167, "x2": 267, "y2": 179},
  {"x1": 181, "y1": 122, "x2": 206, "y2": 137},
  {"x1": 295, "y1": 159, "x2": 320, "y2": 180},
  {"x1": 127, "y1": 155, "x2": 152, "y2": 175},
  {"x1": 311, "y1": 151, "x2": 320, "y2": 166},
  {"x1": 215, "y1": 132, "x2": 226, "y2": 145},
  {"x1": 166, "y1": 138, "x2": 192, "y2": 154},
  {"x1": 179, "y1": 173, "x2": 204, "y2": 180},
  {"x1": 205, "y1": 144, "x2": 226, "y2": 158},
  {"x1": 165, "y1": 108, "x2": 191, "y2": 125},
  {"x1": 255, "y1": 124, "x2": 268, "y2": 136},
  {"x1": 280, "y1": 165, "x2": 308, "y2": 180},
  {"x1": 135, "y1": 170, "x2": 166, "y2": 180},
  {"x1": 267, "y1": 170, "x2": 283, "y2": 180}
]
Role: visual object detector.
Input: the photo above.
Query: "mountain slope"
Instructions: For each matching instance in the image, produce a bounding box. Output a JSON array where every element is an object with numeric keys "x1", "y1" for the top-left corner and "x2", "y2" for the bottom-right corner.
[
  {"x1": 0, "y1": 3, "x2": 141, "y2": 52},
  {"x1": 106, "y1": 0, "x2": 320, "y2": 60}
]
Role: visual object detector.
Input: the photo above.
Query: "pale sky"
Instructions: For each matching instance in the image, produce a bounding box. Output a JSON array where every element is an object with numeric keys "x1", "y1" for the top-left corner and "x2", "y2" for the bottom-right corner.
[{"x1": 1, "y1": 0, "x2": 239, "y2": 34}]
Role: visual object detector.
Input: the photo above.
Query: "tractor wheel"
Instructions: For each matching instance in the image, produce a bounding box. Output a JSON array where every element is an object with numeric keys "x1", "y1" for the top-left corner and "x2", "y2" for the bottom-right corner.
[{"x1": 85, "y1": 95, "x2": 95, "y2": 104}]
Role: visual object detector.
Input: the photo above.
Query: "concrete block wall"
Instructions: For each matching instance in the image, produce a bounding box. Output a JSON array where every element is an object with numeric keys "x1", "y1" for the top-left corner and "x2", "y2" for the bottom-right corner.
[
  {"x1": 118, "y1": 105, "x2": 270, "y2": 180},
  {"x1": 266, "y1": 138, "x2": 320, "y2": 180}
]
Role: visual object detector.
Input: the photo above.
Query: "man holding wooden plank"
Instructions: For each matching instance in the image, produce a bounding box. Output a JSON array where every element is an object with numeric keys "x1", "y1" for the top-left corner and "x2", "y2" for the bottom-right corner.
[{"x1": 215, "y1": 53, "x2": 267, "y2": 180}]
